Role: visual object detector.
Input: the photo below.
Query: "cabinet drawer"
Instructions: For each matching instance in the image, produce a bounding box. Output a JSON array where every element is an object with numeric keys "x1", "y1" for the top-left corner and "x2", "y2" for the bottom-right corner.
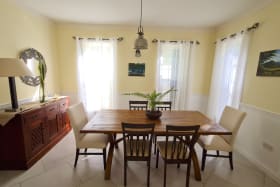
[
  {"x1": 23, "y1": 110, "x2": 45, "y2": 125},
  {"x1": 46, "y1": 103, "x2": 59, "y2": 117}
]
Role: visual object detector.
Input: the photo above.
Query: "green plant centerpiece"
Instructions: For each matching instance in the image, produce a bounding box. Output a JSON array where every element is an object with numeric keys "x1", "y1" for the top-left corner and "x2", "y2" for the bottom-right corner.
[{"x1": 124, "y1": 88, "x2": 176, "y2": 120}]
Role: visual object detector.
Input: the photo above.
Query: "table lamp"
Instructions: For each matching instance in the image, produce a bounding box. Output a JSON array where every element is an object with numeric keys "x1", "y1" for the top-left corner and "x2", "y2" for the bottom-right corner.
[{"x1": 0, "y1": 58, "x2": 33, "y2": 112}]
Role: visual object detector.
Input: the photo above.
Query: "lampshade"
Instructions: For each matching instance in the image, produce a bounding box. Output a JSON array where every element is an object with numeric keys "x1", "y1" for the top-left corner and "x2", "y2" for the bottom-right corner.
[
  {"x1": 0, "y1": 58, "x2": 33, "y2": 77},
  {"x1": 134, "y1": 32, "x2": 148, "y2": 50},
  {"x1": 0, "y1": 58, "x2": 33, "y2": 112}
]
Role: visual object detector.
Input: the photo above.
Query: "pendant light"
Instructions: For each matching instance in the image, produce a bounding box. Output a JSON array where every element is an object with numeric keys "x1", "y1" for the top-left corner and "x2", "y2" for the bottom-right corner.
[{"x1": 134, "y1": 0, "x2": 148, "y2": 57}]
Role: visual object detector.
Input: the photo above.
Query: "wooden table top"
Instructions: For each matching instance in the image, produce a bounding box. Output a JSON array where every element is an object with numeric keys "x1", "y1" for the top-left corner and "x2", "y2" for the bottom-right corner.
[{"x1": 81, "y1": 109, "x2": 231, "y2": 135}]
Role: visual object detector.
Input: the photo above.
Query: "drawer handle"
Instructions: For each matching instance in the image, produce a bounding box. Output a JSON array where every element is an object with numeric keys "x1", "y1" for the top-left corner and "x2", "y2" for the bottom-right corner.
[{"x1": 31, "y1": 114, "x2": 38, "y2": 119}]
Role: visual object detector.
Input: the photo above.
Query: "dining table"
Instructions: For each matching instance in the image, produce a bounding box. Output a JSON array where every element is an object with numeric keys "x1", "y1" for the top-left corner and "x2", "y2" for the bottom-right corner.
[{"x1": 80, "y1": 109, "x2": 231, "y2": 181}]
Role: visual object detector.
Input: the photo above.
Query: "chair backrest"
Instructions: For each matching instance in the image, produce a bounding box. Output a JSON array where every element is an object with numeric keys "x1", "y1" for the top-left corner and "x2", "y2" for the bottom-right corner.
[
  {"x1": 67, "y1": 102, "x2": 88, "y2": 143},
  {"x1": 219, "y1": 106, "x2": 246, "y2": 145},
  {"x1": 155, "y1": 101, "x2": 172, "y2": 111},
  {"x1": 122, "y1": 122, "x2": 155, "y2": 160},
  {"x1": 164, "y1": 125, "x2": 200, "y2": 161},
  {"x1": 129, "y1": 100, "x2": 148, "y2": 110}
]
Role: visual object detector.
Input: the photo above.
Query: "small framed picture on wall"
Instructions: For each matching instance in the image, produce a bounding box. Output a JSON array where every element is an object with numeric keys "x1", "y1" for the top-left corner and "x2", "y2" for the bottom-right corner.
[
  {"x1": 256, "y1": 49, "x2": 280, "y2": 76},
  {"x1": 128, "y1": 63, "x2": 145, "y2": 76}
]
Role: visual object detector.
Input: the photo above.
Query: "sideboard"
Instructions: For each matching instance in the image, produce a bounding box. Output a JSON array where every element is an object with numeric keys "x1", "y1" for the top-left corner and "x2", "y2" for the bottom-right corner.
[{"x1": 0, "y1": 96, "x2": 71, "y2": 170}]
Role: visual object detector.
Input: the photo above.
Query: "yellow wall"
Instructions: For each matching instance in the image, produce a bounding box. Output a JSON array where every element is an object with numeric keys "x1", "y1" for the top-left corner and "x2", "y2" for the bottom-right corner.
[
  {"x1": 216, "y1": 0, "x2": 280, "y2": 113},
  {"x1": 56, "y1": 23, "x2": 215, "y2": 98},
  {"x1": 0, "y1": 0, "x2": 59, "y2": 105}
]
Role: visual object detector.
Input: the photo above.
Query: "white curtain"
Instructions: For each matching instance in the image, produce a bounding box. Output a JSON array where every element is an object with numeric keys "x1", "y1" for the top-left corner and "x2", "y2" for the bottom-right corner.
[
  {"x1": 207, "y1": 32, "x2": 251, "y2": 121},
  {"x1": 156, "y1": 41, "x2": 196, "y2": 110},
  {"x1": 76, "y1": 38, "x2": 117, "y2": 115}
]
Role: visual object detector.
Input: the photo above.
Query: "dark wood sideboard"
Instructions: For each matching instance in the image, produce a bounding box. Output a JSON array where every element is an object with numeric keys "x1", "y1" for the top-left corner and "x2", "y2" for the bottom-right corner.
[{"x1": 0, "y1": 97, "x2": 71, "y2": 170}]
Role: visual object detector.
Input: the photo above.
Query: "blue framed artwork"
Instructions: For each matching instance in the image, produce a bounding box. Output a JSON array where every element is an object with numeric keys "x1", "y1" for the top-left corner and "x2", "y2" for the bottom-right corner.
[
  {"x1": 128, "y1": 63, "x2": 145, "y2": 76},
  {"x1": 256, "y1": 49, "x2": 280, "y2": 76}
]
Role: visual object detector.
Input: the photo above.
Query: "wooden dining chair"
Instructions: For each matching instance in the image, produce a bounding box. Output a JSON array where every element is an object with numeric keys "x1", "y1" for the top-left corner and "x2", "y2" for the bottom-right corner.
[
  {"x1": 122, "y1": 122, "x2": 155, "y2": 187},
  {"x1": 198, "y1": 106, "x2": 246, "y2": 170},
  {"x1": 153, "y1": 101, "x2": 172, "y2": 154},
  {"x1": 67, "y1": 102, "x2": 109, "y2": 168},
  {"x1": 129, "y1": 100, "x2": 148, "y2": 110},
  {"x1": 155, "y1": 101, "x2": 172, "y2": 111},
  {"x1": 156, "y1": 125, "x2": 200, "y2": 187}
]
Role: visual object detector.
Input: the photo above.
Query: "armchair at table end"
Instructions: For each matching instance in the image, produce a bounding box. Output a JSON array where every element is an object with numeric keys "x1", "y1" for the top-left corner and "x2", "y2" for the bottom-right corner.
[
  {"x1": 67, "y1": 102, "x2": 109, "y2": 168},
  {"x1": 198, "y1": 106, "x2": 246, "y2": 171}
]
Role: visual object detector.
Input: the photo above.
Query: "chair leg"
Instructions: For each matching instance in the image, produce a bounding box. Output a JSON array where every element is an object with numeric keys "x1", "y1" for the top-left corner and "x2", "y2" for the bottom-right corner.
[
  {"x1": 156, "y1": 149, "x2": 159, "y2": 168},
  {"x1": 74, "y1": 148, "x2": 80, "y2": 168},
  {"x1": 103, "y1": 148, "x2": 107, "y2": 170},
  {"x1": 124, "y1": 160, "x2": 127, "y2": 186},
  {"x1": 216, "y1": 150, "x2": 219, "y2": 156},
  {"x1": 84, "y1": 148, "x2": 87, "y2": 153},
  {"x1": 186, "y1": 160, "x2": 191, "y2": 187},
  {"x1": 147, "y1": 160, "x2": 150, "y2": 187},
  {"x1": 163, "y1": 161, "x2": 167, "y2": 187},
  {"x1": 114, "y1": 133, "x2": 118, "y2": 149},
  {"x1": 229, "y1": 152, "x2": 233, "y2": 170},
  {"x1": 154, "y1": 136, "x2": 157, "y2": 154},
  {"x1": 201, "y1": 149, "x2": 207, "y2": 171}
]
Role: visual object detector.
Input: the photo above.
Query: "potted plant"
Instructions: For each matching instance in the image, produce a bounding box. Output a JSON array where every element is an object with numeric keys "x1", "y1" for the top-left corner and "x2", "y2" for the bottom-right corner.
[{"x1": 124, "y1": 88, "x2": 176, "y2": 120}]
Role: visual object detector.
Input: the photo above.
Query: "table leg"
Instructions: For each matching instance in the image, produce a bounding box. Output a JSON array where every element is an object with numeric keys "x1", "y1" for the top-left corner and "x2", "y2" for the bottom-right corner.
[
  {"x1": 192, "y1": 150, "x2": 202, "y2": 181},
  {"x1": 104, "y1": 134, "x2": 115, "y2": 180}
]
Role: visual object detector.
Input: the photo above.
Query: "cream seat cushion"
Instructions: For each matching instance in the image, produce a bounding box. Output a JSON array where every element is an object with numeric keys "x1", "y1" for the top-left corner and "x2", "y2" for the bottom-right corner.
[
  {"x1": 197, "y1": 135, "x2": 232, "y2": 152},
  {"x1": 77, "y1": 133, "x2": 109, "y2": 149}
]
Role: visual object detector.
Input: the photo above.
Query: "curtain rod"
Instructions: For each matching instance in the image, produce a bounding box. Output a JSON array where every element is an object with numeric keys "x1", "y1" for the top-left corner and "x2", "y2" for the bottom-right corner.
[
  {"x1": 152, "y1": 39, "x2": 200, "y2": 45},
  {"x1": 219, "y1": 22, "x2": 259, "y2": 42},
  {"x1": 72, "y1": 36, "x2": 124, "y2": 41}
]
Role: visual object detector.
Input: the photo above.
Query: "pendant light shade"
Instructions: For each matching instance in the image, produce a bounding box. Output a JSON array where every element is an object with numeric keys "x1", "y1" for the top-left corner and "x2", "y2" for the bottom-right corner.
[
  {"x1": 134, "y1": 0, "x2": 148, "y2": 56},
  {"x1": 134, "y1": 27, "x2": 148, "y2": 50}
]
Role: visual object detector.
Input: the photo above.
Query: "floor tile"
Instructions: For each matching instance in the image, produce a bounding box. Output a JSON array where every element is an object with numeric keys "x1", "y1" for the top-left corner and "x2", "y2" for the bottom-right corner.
[{"x1": 1, "y1": 131, "x2": 280, "y2": 187}]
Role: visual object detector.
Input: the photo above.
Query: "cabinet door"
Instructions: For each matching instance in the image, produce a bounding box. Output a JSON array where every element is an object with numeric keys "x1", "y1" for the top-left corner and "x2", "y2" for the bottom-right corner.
[
  {"x1": 45, "y1": 103, "x2": 59, "y2": 141},
  {"x1": 23, "y1": 109, "x2": 47, "y2": 158}
]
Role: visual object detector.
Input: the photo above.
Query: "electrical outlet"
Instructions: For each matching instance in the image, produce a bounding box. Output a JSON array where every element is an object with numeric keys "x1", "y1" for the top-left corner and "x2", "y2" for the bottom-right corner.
[{"x1": 262, "y1": 141, "x2": 274, "y2": 152}]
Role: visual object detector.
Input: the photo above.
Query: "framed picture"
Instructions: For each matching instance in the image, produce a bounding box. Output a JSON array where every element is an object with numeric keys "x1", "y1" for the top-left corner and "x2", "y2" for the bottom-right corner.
[
  {"x1": 256, "y1": 49, "x2": 280, "y2": 76},
  {"x1": 128, "y1": 63, "x2": 145, "y2": 76}
]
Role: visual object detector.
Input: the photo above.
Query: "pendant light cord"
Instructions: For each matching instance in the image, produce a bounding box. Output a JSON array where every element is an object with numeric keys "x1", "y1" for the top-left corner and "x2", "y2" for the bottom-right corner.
[{"x1": 140, "y1": 0, "x2": 142, "y2": 28}]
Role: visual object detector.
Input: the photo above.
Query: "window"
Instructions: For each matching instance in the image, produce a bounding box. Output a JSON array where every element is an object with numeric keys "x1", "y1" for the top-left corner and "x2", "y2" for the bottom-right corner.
[
  {"x1": 156, "y1": 41, "x2": 195, "y2": 110},
  {"x1": 207, "y1": 32, "x2": 251, "y2": 120},
  {"x1": 76, "y1": 38, "x2": 117, "y2": 115}
]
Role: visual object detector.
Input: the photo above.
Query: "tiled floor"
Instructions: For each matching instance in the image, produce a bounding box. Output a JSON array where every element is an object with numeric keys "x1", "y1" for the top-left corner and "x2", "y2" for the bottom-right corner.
[{"x1": 0, "y1": 131, "x2": 279, "y2": 187}]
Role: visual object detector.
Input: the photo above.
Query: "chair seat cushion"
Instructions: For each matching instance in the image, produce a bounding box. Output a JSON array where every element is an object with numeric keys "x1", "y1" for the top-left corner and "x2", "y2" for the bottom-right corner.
[
  {"x1": 197, "y1": 135, "x2": 232, "y2": 152},
  {"x1": 157, "y1": 141, "x2": 190, "y2": 160},
  {"x1": 125, "y1": 140, "x2": 150, "y2": 157},
  {"x1": 78, "y1": 133, "x2": 109, "y2": 149}
]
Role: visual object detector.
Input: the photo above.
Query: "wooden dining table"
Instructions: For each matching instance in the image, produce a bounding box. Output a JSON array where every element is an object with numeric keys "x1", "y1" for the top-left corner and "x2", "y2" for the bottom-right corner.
[{"x1": 80, "y1": 109, "x2": 231, "y2": 181}]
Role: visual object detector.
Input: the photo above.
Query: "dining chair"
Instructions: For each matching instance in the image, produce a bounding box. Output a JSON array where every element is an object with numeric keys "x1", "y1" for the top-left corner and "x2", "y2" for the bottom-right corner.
[
  {"x1": 155, "y1": 125, "x2": 200, "y2": 187},
  {"x1": 153, "y1": 101, "x2": 172, "y2": 154},
  {"x1": 122, "y1": 122, "x2": 155, "y2": 187},
  {"x1": 129, "y1": 100, "x2": 148, "y2": 110},
  {"x1": 198, "y1": 106, "x2": 246, "y2": 170},
  {"x1": 155, "y1": 101, "x2": 172, "y2": 111},
  {"x1": 67, "y1": 102, "x2": 109, "y2": 168},
  {"x1": 113, "y1": 100, "x2": 149, "y2": 148}
]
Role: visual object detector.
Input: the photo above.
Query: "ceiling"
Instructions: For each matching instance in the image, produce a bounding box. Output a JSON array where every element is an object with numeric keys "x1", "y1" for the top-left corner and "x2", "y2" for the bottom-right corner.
[{"x1": 11, "y1": 0, "x2": 272, "y2": 28}]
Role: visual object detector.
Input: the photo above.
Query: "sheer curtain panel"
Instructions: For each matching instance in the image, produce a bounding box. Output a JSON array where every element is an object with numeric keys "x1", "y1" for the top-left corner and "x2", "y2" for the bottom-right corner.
[
  {"x1": 76, "y1": 38, "x2": 117, "y2": 116},
  {"x1": 207, "y1": 32, "x2": 251, "y2": 121},
  {"x1": 156, "y1": 41, "x2": 196, "y2": 110}
]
